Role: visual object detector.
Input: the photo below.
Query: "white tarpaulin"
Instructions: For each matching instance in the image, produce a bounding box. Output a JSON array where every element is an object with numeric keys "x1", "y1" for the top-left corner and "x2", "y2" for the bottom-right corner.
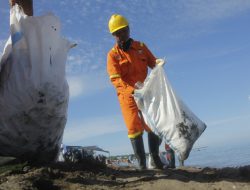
[
  {"x1": 134, "y1": 65, "x2": 206, "y2": 161},
  {"x1": 0, "y1": 5, "x2": 72, "y2": 162}
]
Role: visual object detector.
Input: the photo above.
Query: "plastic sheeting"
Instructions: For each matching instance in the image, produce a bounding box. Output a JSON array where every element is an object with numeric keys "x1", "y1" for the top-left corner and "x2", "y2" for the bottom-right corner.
[
  {"x1": 0, "y1": 5, "x2": 72, "y2": 162},
  {"x1": 134, "y1": 65, "x2": 206, "y2": 161}
]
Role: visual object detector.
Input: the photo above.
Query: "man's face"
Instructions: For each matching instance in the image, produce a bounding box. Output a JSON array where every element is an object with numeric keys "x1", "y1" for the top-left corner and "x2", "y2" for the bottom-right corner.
[{"x1": 112, "y1": 26, "x2": 130, "y2": 44}]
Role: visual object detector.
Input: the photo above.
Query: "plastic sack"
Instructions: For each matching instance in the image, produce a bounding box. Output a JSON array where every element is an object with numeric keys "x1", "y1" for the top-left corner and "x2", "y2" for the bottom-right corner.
[
  {"x1": 147, "y1": 154, "x2": 155, "y2": 169},
  {"x1": 0, "y1": 5, "x2": 72, "y2": 162},
  {"x1": 134, "y1": 65, "x2": 206, "y2": 161},
  {"x1": 148, "y1": 152, "x2": 168, "y2": 169}
]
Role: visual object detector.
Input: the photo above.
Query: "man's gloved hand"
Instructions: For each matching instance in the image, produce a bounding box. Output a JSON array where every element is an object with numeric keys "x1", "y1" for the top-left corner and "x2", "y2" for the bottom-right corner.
[
  {"x1": 9, "y1": 0, "x2": 16, "y2": 6},
  {"x1": 156, "y1": 58, "x2": 166, "y2": 66}
]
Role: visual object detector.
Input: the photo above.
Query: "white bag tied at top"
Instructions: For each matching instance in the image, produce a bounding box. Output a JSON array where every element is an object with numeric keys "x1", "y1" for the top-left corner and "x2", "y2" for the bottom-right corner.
[
  {"x1": 0, "y1": 5, "x2": 73, "y2": 162},
  {"x1": 134, "y1": 65, "x2": 206, "y2": 161}
]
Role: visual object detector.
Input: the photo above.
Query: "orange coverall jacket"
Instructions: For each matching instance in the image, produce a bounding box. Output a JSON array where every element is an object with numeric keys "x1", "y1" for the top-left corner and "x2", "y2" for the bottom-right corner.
[{"x1": 107, "y1": 40, "x2": 156, "y2": 138}]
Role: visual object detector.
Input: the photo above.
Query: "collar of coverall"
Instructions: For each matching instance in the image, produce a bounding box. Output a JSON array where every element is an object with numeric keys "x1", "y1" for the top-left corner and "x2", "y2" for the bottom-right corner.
[{"x1": 117, "y1": 38, "x2": 134, "y2": 51}]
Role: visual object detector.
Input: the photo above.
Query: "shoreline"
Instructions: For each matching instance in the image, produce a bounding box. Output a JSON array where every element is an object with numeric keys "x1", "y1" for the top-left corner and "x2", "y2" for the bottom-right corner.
[{"x1": 0, "y1": 160, "x2": 249, "y2": 190}]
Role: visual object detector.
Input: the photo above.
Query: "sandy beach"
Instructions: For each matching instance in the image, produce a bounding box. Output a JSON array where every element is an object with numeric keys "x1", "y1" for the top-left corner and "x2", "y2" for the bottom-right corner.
[{"x1": 0, "y1": 160, "x2": 249, "y2": 190}]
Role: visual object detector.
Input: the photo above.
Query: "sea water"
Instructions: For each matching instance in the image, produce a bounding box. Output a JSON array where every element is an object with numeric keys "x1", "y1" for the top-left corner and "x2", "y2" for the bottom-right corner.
[
  {"x1": 116, "y1": 142, "x2": 250, "y2": 169},
  {"x1": 185, "y1": 142, "x2": 250, "y2": 168}
]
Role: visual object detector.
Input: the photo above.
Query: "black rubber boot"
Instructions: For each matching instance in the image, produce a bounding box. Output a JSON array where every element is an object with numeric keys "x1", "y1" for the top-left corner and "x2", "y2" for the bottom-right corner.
[
  {"x1": 130, "y1": 134, "x2": 146, "y2": 170},
  {"x1": 148, "y1": 132, "x2": 163, "y2": 169}
]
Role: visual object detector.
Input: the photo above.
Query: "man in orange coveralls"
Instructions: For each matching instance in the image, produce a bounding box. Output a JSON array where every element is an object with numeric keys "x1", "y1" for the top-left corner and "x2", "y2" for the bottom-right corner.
[
  {"x1": 107, "y1": 14, "x2": 165, "y2": 170},
  {"x1": 9, "y1": 0, "x2": 33, "y2": 16}
]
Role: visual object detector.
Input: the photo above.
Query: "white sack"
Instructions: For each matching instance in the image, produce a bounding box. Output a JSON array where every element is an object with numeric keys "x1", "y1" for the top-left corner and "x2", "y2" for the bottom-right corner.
[
  {"x1": 134, "y1": 65, "x2": 206, "y2": 161},
  {"x1": 0, "y1": 5, "x2": 72, "y2": 162}
]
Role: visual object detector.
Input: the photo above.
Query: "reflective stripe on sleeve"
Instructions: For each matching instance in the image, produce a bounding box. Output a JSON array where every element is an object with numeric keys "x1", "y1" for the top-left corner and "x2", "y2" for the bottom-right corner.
[
  {"x1": 110, "y1": 74, "x2": 121, "y2": 79},
  {"x1": 112, "y1": 47, "x2": 118, "y2": 53}
]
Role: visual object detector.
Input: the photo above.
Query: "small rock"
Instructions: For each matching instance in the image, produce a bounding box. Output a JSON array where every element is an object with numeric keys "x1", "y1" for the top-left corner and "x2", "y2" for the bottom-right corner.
[
  {"x1": 22, "y1": 166, "x2": 30, "y2": 173},
  {"x1": 110, "y1": 175, "x2": 116, "y2": 181}
]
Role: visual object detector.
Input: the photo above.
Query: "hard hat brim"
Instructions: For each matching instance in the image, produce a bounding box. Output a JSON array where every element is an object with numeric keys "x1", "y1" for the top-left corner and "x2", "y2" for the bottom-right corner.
[{"x1": 110, "y1": 25, "x2": 128, "y2": 34}]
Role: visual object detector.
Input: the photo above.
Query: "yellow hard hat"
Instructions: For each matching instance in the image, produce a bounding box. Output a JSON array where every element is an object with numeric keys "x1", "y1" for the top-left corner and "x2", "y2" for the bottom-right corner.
[{"x1": 108, "y1": 14, "x2": 129, "y2": 34}]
